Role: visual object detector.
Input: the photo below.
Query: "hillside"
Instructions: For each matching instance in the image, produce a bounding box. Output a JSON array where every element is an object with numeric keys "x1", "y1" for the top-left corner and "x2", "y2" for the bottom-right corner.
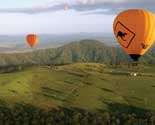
[
  {"x1": 0, "y1": 63, "x2": 155, "y2": 112},
  {"x1": 0, "y1": 40, "x2": 129, "y2": 67},
  {"x1": 0, "y1": 39, "x2": 154, "y2": 68},
  {"x1": 0, "y1": 62, "x2": 154, "y2": 124}
]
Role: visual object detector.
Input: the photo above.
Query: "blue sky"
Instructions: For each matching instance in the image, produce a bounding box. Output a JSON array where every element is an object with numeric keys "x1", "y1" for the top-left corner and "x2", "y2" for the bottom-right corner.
[{"x1": 0, "y1": 0, "x2": 154, "y2": 35}]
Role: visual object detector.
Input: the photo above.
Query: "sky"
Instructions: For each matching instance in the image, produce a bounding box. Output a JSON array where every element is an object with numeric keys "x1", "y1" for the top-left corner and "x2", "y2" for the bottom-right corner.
[{"x1": 0, "y1": 0, "x2": 155, "y2": 35}]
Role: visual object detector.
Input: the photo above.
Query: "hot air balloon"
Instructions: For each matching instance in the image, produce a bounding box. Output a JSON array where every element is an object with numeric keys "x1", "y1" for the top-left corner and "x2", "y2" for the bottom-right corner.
[
  {"x1": 113, "y1": 9, "x2": 155, "y2": 62},
  {"x1": 26, "y1": 34, "x2": 38, "y2": 48},
  {"x1": 64, "y1": 5, "x2": 69, "y2": 11}
]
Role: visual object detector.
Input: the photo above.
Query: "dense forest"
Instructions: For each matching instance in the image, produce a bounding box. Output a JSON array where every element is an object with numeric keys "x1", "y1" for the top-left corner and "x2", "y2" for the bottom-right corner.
[
  {"x1": 0, "y1": 104, "x2": 154, "y2": 125},
  {"x1": 0, "y1": 39, "x2": 155, "y2": 69}
]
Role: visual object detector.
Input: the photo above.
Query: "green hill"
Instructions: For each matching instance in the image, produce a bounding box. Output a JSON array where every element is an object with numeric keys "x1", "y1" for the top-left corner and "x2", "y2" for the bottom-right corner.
[
  {"x1": 0, "y1": 40, "x2": 129, "y2": 67},
  {"x1": 0, "y1": 40, "x2": 154, "y2": 124},
  {"x1": 0, "y1": 39, "x2": 154, "y2": 68},
  {"x1": 0, "y1": 39, "x2": 155, "y2": 76},
  {"x1": 0, "y1": 63, "x2": 155, "y2": 113}
]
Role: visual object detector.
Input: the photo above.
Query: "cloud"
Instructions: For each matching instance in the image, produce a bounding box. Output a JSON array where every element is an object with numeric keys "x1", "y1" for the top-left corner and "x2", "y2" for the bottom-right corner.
[
  {"x1": 72, "y1": 0, "x2": 155, "y2": 14},
  {"x1": 0, "y1": 4, "x2": 65, "y2": 14},
  {"x1": 0, "y1": 0, "x2": 154, "y2": 14}
]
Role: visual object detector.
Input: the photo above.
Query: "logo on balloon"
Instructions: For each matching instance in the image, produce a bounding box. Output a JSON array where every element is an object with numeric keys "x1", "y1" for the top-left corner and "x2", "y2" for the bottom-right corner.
[
  {"x1": 114, "y1": 21, "x2": 136, "y2": 48},
  {"x1": 117, "y1": 31, "x2": 127, "y2": 41}
]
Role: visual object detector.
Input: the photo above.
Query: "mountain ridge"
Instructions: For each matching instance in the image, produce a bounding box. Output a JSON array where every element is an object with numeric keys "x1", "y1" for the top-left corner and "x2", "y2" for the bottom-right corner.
[{"x1": 0, "y1": 39, "x2": 154, "y2": 68}]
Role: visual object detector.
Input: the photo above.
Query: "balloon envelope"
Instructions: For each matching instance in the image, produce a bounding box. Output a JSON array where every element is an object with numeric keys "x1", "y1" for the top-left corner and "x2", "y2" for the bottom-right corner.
[
  {"x1": 113, "y1": 9, "x2": 155, "y2": 61},
  {"x1": 26, "y1": 34, "x2": 38, "y2": 48},
  {"x1": 64, "y1": 5, "x2": 69, "y2": 10}
]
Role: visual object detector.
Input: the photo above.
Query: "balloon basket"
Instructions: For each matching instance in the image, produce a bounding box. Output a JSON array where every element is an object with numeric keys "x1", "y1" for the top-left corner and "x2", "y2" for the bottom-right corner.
[{"x1": 132, "y1": 61, "x2": 138, "y2": 66}]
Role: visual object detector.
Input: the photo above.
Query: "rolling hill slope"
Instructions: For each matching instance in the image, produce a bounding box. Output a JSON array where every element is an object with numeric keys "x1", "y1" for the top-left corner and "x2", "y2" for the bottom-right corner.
[
  {"x1": 0, "y1": 40, "x2": 129, "y2": 67},
  {"x1": 0, "y1": 39, "x2": 154, "y2": 68},
  {"x1": 0, "y1": 63, "x2": 155, "y2": 113}
]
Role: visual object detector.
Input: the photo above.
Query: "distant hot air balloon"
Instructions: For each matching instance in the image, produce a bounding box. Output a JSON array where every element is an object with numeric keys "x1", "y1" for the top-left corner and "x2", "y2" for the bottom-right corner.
[
  {"x1": 64, "y1": 5, "x2": 69, "y2": 11},
  {"x1": 113, "y1": 9, "x2": 155, "y2": 62},
  {"x1": 26, "y1": 34, "x2": 38, "y2": 48}
]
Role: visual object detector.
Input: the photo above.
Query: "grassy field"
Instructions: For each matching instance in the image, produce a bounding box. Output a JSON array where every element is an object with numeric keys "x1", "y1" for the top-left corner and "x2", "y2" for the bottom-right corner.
[{"x1": 0, "y1": 63, "x2": 155, "y2": 113}]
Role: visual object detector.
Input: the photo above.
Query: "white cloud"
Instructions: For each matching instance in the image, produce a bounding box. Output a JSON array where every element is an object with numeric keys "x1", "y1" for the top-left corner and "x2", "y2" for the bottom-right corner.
[
  {"x1": 77, "y1": 0, "x2": 123, "y2": 4},
  {"x1": 0, "y1": 0, "x2": 154, "y2": 14}
]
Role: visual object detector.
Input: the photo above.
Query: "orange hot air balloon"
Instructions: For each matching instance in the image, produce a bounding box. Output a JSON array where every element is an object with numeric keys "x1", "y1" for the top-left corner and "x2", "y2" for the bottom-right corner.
[
  {"x1": 64, "y1": 5, "x2": 69, "y2": 11},
  {"x1": 113, "y1": 9, "x2": 155, "y2": 61},
  {"x1": 26, "y1": 34, "x2": 38, "y2": 48}
]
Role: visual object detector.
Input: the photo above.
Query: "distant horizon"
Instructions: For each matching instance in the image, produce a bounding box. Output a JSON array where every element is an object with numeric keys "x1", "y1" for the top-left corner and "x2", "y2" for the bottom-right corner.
[{"x1": 0, "y1": 32, "x2": 114, "y2": 36}]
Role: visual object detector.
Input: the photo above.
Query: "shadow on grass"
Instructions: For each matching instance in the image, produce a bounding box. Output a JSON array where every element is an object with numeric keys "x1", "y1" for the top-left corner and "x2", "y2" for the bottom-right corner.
[{"x1": 101, "y1": 88, "x2": 114, "y2": 93}]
